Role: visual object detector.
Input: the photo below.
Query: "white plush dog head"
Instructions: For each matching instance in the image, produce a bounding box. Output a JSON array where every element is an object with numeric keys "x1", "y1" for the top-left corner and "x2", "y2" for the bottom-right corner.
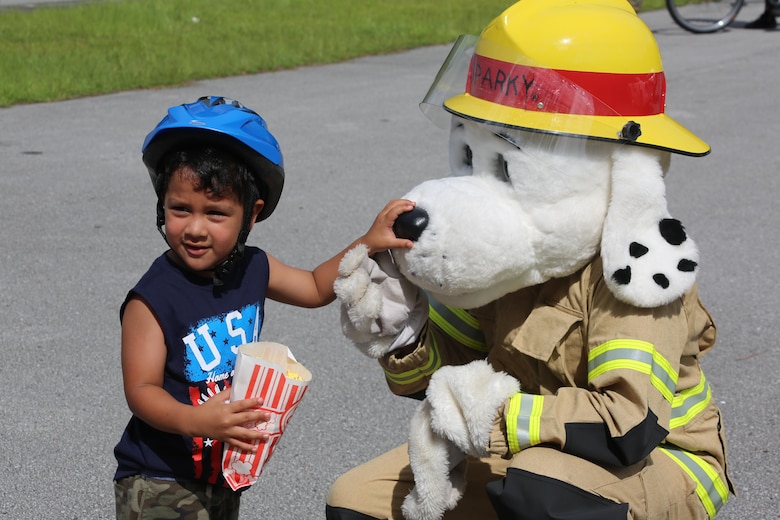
[{"x1": 391, "y1": 118, "x2": 698, "y2": 309}]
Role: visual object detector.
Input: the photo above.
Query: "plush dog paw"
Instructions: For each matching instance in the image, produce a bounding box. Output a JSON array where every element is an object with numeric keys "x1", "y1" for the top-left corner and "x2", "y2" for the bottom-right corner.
[{"x1": 426, "y1": 360, "x2": 520, "y2": 457}]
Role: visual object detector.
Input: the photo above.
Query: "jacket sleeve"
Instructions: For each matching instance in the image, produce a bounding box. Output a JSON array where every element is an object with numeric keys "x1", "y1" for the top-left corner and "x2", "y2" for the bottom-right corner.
[
  {"x1": 499, "y1": 277, "x2": 710, "y2": 468},
  {"x1": 378, "y1": 298, "x2": 489, "y2": 399}
]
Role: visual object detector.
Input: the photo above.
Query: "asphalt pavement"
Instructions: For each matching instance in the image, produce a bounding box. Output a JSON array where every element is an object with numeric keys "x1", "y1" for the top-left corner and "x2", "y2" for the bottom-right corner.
[{"x1": 1, "y1": 3, "x2": 779, "y2": 519}]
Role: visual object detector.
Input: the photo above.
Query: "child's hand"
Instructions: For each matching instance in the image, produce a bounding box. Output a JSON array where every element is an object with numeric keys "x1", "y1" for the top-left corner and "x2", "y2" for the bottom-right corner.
[
  {"x1": 362, "y1": 199, "x2": 416, "y2": 255},
  {"x1": 193, "y1": 387, "x2": 272, "y2": 452}
]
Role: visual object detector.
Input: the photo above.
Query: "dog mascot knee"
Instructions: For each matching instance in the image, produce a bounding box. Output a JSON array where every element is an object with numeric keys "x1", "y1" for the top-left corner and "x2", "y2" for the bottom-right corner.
[{"x1": 330, "y1": 0, "x2": 734, "y2": 518}]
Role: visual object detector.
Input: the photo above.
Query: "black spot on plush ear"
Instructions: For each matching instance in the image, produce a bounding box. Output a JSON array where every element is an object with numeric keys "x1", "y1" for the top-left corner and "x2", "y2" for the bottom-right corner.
[
  {"x1": 612, "y1": 267, "x2": 632, "y2": 285},
  {"x1": 678, "y1": 259, "x2": 698, "y2": 272},
  {"x1": 659, "y1": 219, "x2": 687, "y2": 246},
  {"x1": 653, "y1": 273, "x2": 670, "y2": 289},
  {"x1": 629, "y1": 242, "x2": 649, "y2": 258}
]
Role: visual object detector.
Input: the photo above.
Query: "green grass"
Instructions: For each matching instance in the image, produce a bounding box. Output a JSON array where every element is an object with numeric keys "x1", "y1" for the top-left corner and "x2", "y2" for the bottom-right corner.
[{"x1": 0, "y1": 0, "x2": 517, "y2": 107}]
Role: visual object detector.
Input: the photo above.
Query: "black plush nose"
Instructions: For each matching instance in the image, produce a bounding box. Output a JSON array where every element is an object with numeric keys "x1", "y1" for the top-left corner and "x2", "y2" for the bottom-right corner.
[{"x1": 393, "y1": 207, "x2": 429, "y2": 242}]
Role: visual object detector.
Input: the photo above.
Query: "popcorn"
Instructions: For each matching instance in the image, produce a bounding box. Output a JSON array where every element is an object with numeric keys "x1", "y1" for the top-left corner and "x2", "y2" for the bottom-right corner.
[{"x1": 222, "y1": 341, "x2": 311, "y2": 491}]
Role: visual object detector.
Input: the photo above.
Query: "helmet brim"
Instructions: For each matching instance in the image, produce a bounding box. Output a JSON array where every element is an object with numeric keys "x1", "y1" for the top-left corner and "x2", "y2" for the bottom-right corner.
[{"x1": 444, "y1": 94, "x2": 710, "y2": 157}]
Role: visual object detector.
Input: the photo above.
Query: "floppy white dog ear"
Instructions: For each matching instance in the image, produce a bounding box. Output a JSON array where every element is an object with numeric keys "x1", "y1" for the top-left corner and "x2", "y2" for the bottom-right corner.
[{"x1": 600, "y1": 146, "x2": 699, "y2": 308}]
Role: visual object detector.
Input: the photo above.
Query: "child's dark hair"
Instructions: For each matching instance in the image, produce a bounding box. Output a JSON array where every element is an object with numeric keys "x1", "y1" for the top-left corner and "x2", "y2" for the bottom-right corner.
[{"x1": 154, "y1": 146, "x2": 263, "y2": 217}]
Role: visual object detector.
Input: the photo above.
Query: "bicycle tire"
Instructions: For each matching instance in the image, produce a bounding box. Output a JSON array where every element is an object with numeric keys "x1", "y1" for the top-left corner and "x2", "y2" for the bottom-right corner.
[{"x1": 666, "y1": 0, "x2": 745, "y2": 33}]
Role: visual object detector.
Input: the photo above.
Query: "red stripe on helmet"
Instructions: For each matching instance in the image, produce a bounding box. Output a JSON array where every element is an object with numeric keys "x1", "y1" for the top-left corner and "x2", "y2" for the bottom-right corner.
[{"x1": 466, "y1": 54, "x2": 666, "y2": 117}]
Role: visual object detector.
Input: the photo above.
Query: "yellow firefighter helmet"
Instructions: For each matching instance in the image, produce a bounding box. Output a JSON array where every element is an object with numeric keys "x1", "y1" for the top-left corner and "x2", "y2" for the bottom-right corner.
[{"x1": 425, "y1": 0, "x2": 709, "y2": 156}]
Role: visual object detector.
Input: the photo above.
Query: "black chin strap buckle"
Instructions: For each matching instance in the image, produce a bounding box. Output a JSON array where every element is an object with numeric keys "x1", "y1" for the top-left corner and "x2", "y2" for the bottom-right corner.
[{"x1": 213, "y1": 231, "x2": 248, "y2": 286}]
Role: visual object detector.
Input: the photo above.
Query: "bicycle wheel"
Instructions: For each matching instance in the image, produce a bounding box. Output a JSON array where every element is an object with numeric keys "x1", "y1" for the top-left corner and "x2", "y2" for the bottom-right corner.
[{"x1": 667, "y1": 0, "x2": 744, "y2": 33}]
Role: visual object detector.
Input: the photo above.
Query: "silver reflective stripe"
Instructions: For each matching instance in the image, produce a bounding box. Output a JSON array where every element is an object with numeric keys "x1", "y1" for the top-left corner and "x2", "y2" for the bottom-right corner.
[
  {"x1": 671, "y1": 372, "x2": 711, "y2": 429},
  {"x1": 588, "y1": 339, "x2": 677, "y2": 402},
  {"x1": 428, "y1": 299, "x2": 488, "y2": 352},
  {"x1": 506, "y1": 393, "x2": 543, "y2": 453},
  {"x1": 659, "y1": 446, "x2": 728, "y2": 518},
  {"x1": 383, "y1": 334, "x2": 442, "y2": 386}
]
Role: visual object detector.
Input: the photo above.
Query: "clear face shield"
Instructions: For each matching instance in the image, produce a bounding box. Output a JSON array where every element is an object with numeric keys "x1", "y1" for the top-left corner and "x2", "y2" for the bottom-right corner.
[
  {"x1": 420, "y1": 35, "x2": 480, "y2": 129},
  {"x1": 419, "y1": 34, "x2": 669, "y2": 164}
]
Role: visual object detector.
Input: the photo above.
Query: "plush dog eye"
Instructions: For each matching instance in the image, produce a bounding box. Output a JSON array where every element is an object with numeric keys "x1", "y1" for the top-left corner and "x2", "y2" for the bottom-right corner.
[
  {"x1": 463, "y1": 145, "x2": 473, "y2": 168},
  {"x1": 496, "y1": 154, "x2": 511, "y2": 183}
]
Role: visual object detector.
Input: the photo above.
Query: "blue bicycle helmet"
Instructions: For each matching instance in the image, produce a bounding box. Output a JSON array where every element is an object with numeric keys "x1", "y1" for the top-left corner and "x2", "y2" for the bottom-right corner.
[
  {"x1": 142, "y1": 95, "x2": 285, "y2": 222},
  {"x1": 142, "y1": 96, "x2": 285, "y2": 286}
]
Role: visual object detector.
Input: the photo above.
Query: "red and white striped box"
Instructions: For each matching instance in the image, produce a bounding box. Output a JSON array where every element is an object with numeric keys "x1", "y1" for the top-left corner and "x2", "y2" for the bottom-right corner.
[{"x1": 222, "y1": 341, "x2": 311, "y2": 491}]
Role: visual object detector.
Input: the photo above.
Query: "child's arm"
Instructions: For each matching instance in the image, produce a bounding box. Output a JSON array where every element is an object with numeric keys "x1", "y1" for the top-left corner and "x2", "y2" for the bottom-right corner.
[
  {"x1": 121, "y1": 296, "x2": 271, "y2": 452},
  {"x1": 267, "y1": 198, "x2": 415, "y2": 308}
]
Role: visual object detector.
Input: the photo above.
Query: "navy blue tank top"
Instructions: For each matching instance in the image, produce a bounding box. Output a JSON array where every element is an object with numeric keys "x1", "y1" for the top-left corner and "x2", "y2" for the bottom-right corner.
[{"x1": 114, "y1": 247, "x2": 269, "y2": 486}]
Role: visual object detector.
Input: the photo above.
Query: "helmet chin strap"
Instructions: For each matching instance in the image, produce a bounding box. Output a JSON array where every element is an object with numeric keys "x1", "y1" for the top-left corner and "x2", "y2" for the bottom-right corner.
[
  {"x1": 212, "y1": 201, "x2": 255, "y2": 286},
  {"x1": 212, "y1": 231, "x2": 247, "y2": 287},
  {"x1": 155, "y1": 201, "x2": 252, "y2": 287}
]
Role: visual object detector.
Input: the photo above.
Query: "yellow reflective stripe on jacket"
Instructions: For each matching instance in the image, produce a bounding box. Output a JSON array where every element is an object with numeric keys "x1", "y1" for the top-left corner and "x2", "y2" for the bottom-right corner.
[
  {"x1": 588, "y1": 339, "x2": 678, "y2": 402},
  {"x1": 506, "y1": 393, "x2": 544, "y2": 453},
  {"x1": 659, "y1": 446, "x2": 729, "y2": 518},
  {"x1": 670, "y1": 372, "x2": 711, "y2": 430},
  {"x1": 428, "y1": 300, "x2": 488, "y2": 352},
  {"x1": 382, "y1": 333, "x2": 442, "y2": 386}
]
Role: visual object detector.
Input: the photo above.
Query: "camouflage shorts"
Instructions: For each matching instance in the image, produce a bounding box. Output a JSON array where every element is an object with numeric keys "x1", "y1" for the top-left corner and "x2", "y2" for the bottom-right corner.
[{"x1": 114, "y1": 475, "x2": 241, "y2": 520}]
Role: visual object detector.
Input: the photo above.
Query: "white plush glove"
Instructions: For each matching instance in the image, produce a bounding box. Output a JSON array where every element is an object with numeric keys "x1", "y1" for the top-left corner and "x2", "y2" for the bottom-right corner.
[
  {"x1": 426, "y1": 360, "x2": 520, "y2": 457},
  {"x1": 334, "y1": 244, "x2": 429, "y2": 358},
  {"x1": 402, "y1": 400, "x2": 467, "y2": 520},
  {"x1": 402, "y1": 360, "x2": 520, "y2": 519}
]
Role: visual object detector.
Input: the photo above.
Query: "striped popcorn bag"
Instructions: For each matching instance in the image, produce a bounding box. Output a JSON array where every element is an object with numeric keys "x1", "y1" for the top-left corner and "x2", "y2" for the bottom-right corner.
[{"x1": 222, "y1": 341, "x2": 311, "y2": 491}]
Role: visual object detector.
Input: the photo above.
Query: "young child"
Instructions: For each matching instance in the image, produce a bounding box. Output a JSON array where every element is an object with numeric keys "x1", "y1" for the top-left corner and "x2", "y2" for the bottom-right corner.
[{"x1": 113, "y1": 96, "x2": 414, "y2": 519}]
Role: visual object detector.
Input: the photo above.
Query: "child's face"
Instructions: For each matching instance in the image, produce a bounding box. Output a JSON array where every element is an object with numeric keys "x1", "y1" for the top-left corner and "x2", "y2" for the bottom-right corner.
[{"x1": 163, "y1": 167, "x2": 263, "y2": 276}]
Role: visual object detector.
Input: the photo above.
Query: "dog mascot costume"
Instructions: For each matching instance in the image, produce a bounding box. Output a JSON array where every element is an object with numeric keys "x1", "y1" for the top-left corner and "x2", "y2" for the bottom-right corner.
[{"x1": 327, "y1": 0, "x2": 734, "y2": 518}]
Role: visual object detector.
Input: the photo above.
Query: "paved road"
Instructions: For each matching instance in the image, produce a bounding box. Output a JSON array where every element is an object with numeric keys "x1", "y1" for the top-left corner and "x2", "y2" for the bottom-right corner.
[
  {"x1": 0, "y1": 0, "x2": 95, "y2": 7},
  {"x1": 0, "y1": 0, "x2": 87, "y2": 8},
  {"x1": 1, "y1": 3, "x2": 778, "y2": 519}
]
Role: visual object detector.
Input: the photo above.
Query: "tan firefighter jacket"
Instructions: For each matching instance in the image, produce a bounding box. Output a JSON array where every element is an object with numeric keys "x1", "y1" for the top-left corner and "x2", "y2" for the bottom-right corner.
[{"x1": 379, "y1": 257, "x2": 733, "y2": 517}]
